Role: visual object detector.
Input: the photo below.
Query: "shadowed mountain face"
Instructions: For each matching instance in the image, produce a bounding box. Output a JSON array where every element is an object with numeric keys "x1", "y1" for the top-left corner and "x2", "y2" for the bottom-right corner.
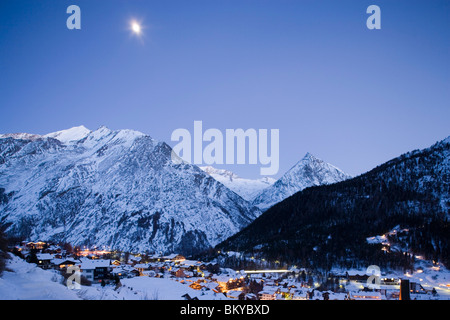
[
  {"x1": 219, "y1": 137, "x2": 450, "y2": 269},
  {"x1": 252, "y1": 152, "x2": 351, "y2": 211},
  {"x1": 200, "y1": 166, "x2": 276, "y2": 201},
  {"x1": 0, "y1": 126, "x2": 260, "y2": 255}
]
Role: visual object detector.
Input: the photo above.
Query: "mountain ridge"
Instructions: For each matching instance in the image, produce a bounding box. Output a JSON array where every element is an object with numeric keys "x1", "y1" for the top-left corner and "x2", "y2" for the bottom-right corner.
[
  {"x1": 218, "y1": 135, "x2": 450, "y2": 269},
  {"x1": 0, "y1": 126, "x2": 261, "y2": 255},
  {"x1": 200, "y1": 166, "x2": 276, "y2": 201},
  {"x1": 251, "y1": 152, "x2": 352, "y2": 211}
]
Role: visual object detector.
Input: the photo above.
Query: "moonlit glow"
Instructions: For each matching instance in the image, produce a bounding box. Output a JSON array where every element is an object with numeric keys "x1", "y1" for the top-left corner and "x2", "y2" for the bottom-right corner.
[{"x1": 131, "y1": 21, "x2": 141, "y2": 34}]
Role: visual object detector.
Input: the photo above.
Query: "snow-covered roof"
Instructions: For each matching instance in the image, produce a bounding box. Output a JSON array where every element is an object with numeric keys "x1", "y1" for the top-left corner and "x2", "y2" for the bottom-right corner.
[
  {"x1": 43, "y1": 125, "x2": 91, "y2": 144},
  {"x1": 130, "y1": 256, "x2": 141, "y2": 262},
  {"x1": 350, "y1": 291, "x2": 385, "y2": 300},
  {"x1": 111, "y1": 268, "x2": 123, "y2": 274},
  {"x1": 226, "y1": 290, "x2": 243, "y2": 298},
  {"x1": 36, "y1": 253, "x2": 53, "y2": 260},
  {"x1": 79, "y1": 259, "x2": 111, "y2": 269},
  {"x1": 346, "y1": 269, "x2": 371, "y2": 276},
  {"x1": 258, "y1": 289, "x2": 276, "y2": 295},
  {"x1": 215, "y1": 275, "x2": 233, "y2": 283},
  {"x1": 142, "y1": 270, "x2": 156, "y2": 276},
  {"x1": 163, "y1": 253, "x2": 183, "y2": 260}
]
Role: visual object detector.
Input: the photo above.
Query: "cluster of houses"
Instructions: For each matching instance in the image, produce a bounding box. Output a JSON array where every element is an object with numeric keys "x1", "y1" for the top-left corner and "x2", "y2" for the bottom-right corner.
[
  {"x1": 14, "y1": 242, "x2": 216, "y2": 284},
  {"x1": 10, "y1": 241, "x2": 433, "y2": 300}
]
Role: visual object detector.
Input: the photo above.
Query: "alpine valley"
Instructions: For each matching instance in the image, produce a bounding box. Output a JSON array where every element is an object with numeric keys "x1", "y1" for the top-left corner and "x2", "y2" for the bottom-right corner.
[
  {"x1": 218, "y1": 136, "x2": 450, "y2": 269},
  {"x1": 0, "y1": 126, "x2": 261, "y2": 255},
  {"x1": 0, "y1": 125, "x2": 350, "y2": 257}
]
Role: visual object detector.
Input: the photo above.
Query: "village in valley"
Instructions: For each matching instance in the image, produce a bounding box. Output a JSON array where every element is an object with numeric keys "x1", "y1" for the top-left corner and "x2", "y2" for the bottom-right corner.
[{"x1": 5, "y1": 240, "x2": 449, "y2": 301}]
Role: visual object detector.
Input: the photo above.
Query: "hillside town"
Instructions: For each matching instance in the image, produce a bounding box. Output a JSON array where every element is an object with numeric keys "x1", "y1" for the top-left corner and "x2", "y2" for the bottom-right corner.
[{"x1": 4, "y1": 240, "x2": 449, "y2": 300}]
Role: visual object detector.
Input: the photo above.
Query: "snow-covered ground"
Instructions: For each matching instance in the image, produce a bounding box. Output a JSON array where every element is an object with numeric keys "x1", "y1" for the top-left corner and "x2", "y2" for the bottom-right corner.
[
  {"x1": 1, "y1": 253, "x2": 449, "y2": 300},
  {"x1": 364, "y1": 226, "x2": 450, "y2": 299},
  {"x1": 0, "y1": 254, "x2": 80, "y2": 300},
  {"x1": 0, "y1": 254, "x2": 230, "y2": 300},
  {"x1": 77, "y1": 277, "x2": 230, "y2": 300},
  {"x1": 405, "y1": 259, "x2": 450, "y2": 299}
]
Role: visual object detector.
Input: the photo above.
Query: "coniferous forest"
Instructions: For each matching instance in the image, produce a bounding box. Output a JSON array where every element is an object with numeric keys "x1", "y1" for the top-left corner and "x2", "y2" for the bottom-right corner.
[{"x1": 218, "y1": 138, "x2": 450, "y2": 271}]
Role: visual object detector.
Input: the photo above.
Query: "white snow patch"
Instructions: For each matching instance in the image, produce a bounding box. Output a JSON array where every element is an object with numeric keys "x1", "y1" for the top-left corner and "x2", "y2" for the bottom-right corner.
[{"x1": 44, "y1": 125, "x2": 91, "y2": 144}]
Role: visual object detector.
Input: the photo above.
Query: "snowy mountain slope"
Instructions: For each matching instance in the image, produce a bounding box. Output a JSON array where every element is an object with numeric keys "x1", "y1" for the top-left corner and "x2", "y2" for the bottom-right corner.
[
  {"x1": 43, "y1": 125, "x2": 91, "y2": 144},
  {"x1": 200, "y1": 166, "x2": 276, "y2": 201},
  {"x1": 252, "y1": 153, "x2": 352, "y2": 211},
  {"x1": 0, "y1": 126, "x2": 260, "y2": 255}
]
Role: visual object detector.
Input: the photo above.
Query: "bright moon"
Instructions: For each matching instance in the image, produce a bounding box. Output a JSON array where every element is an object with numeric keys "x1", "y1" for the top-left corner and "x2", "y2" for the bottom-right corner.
[{"x1": 131, "y1": 21, "x2": 141, "y2": 35}]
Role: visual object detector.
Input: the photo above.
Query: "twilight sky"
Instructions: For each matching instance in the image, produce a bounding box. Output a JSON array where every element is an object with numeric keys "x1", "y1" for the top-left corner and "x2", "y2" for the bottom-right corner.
[{"x1": 0, "y1": 0, "x2": 449, "y2": 179}]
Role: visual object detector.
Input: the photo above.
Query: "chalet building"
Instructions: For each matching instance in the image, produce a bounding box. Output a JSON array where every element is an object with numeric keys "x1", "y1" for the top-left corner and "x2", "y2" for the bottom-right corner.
[
  {"x1": 399, "y1": 278, "x2": 411, "y2": 300},
  {"x1": 244, "y1": 293, "x2": 258, "y2": 300},
  {"x1": 145, "y1": 254, "x2": 162, "y2": 263},
  {"x1": 258, "y1": 290, "x2": 276, "y2": 300},
  {"x1": 174, "y1": 268, "x2": 187, "y2": 278},
  {"x1": 180, "y1": 260, "x2": 205, "y2": 270},
  {"x1": 276, "y1": 287, "x2": 294, "y2": 300},
  {"x1": 36, "y1": 253, "x2": 53, "y2": 269},
  {"x1": 133, "y1": 263, "x2": 151, "y2": 276},
  {"x1": 188, "y1": 280, "x2": 207, "y2": 290},
  {"x1": 141, "y1": 270, "x2": 157, "y2": 277},
  {"x1": 23, "y1": 241, "x2": 47, "y2": 250},
  {"x1": 348, "y1": 274, "x2": 369, "y2": 282},
  {"x1": 79, "y1": 260, "x2": 113, "y2": 283},
  {"x1": 348, "y1": 291, "x2": 385, "y2": 300},
  {"x1": 51, "y1": 258, "x2": 80, "y2": 271},
  {"x1": 181, "y1": 294, "x2": 199, "y2": 300},
  {"x1": 163, "y1": 254, "x2": 186, "y2": 262},
  {"x1": 215, "y1": 275, "x2": 245, "y2": 292},
  {"x1": 381, "y1": 276, "x2": 399, "y2": 285},
  {"x1": 226, "y1": 290, "x2": 245, "y2": 300},
  {"x1": 347, "y1": 272, "x2": 370, "y2": 282},
  {"x1": 111, "y1": 260, "x2": 121, "y2": 266},
  {"x1": 129, "y1": 255, "x2": 142, "y2": 264},
  {"x1": 410, "y1": 282, "x2": 427, "y2": 294}
]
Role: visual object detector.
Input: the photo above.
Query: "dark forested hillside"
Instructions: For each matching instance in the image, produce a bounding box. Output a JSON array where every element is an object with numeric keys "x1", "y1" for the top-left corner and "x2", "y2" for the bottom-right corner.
[{"x1": 218, "y1": 137, "x2": 450, "y2": 270}]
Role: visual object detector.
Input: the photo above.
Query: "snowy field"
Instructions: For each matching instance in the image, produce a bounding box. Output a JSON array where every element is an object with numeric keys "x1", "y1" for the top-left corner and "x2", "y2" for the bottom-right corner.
[{"x1": 0, "y1": 254, "x2": 80, "y2": 300}]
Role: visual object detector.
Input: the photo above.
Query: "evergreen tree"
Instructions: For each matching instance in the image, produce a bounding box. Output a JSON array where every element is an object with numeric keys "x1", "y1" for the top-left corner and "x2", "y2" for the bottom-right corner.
[{"x1": 0, "y1": 228, "x2": 9, "y2": 276}]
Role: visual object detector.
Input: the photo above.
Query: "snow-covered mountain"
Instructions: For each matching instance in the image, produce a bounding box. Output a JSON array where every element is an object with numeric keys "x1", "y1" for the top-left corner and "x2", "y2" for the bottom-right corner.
[
  {"x1": 252, "y1": 153, "x2": 352, "y2": 211},
  {"x1": 0, "y1": 126, "x2": 260, "y2": 255},
  {"x1": 200, "y1": 166, "x2": 276, "y2": 201},
  {"x1": 43, "y1": 125, "x2": 91, "y2": 143}
]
